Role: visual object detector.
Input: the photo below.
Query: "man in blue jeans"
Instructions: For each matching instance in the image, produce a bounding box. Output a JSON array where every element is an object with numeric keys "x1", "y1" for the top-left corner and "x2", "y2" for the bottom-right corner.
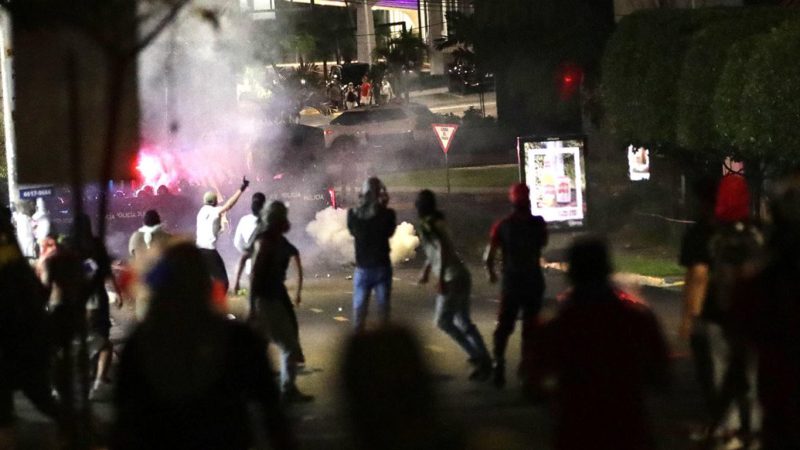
[{"x1": 348, "y1": 178, "x2": 397, "y2": 333}]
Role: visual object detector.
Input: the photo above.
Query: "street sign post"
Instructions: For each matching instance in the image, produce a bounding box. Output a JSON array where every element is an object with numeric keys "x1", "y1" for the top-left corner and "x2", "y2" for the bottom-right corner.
[{"x1": 432, "y1": 124, "x2": 459, "y2": 193}]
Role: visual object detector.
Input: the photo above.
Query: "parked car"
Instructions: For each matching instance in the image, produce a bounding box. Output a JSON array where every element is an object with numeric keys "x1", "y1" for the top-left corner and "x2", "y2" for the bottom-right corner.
[
  {"x1": 447, "y1": 62, "x2": 494, "y2": 94},
  {"x1": 323, "y1": 103, "x2": 436, "y2": 150},
  {"x1": 321, "y1": 102, "x2": 447, "y2": 183}
]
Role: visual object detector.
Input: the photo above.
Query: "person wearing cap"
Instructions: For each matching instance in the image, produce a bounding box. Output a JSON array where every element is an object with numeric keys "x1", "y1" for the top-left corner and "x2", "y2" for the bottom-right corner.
[
  {"x1": 485, "y1": 182, "x2": 548, "y2": 388},
  {"x1": 195, "y1": 177, "x2": 249, "y2": 291},
  {"x1": 248, "y1": 201, "x2": 312, "y2": 403},
  {"x1": 348, "y1": 177, "x2": 397, "y2": 333},
  {"x1": 129, "y1": 209, "x2": 172, "y2": 260}
]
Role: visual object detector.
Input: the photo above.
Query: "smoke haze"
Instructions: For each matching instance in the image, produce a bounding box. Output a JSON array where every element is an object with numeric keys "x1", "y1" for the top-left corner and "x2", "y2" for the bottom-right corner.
[{"x1": 305, "y1": 207, "x2": 420, "y2": 265}]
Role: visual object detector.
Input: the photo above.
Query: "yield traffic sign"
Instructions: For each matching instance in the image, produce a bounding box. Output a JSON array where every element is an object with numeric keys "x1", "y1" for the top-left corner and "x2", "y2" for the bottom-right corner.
[{"x1": 432, "y1": 124, "x2": 459, "y2": 154}]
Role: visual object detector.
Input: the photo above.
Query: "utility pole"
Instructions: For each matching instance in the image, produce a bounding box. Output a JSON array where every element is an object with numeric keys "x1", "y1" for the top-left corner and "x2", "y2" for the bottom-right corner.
[{"x1": 0, "y1": 11, "x2": 17, "y2": 205}]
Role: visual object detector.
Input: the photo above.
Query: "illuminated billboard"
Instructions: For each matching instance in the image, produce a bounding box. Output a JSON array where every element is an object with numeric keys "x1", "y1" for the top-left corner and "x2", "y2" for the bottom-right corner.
[
  {"x1": 627, "y1": 145, "x2": 650, "y2": 181},
  {"x1": 518, "y1": 135, "x2": 587, "y2": 229}
]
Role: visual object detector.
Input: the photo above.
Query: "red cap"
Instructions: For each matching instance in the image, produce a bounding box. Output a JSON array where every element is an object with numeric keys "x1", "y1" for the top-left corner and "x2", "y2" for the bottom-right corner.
[
  {"x1": 509, "y1": 183, "x2": 531, "y2": 207},
  {"x1": 714, "y1": 174, "x2": 750, "y2": 223}
]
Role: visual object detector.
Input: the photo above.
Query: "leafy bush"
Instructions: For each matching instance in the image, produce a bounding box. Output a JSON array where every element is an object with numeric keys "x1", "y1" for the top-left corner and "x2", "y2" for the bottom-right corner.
[
  {"x1": 676, "y1": 10, "x2": 791, "y2": 156},
  {"x1": 736, "y1": 21, "x2": 800, "y2": 171}
]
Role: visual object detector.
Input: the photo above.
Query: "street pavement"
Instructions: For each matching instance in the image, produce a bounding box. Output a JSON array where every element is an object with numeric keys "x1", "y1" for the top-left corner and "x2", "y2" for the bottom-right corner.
[{"x1": 13, "y1": 261, "x2": 707, "y2": 450}]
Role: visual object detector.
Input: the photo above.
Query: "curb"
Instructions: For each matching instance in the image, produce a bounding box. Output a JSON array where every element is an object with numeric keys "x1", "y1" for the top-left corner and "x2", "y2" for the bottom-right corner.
[{"x1": 543, "y1": 263, "x2": 684, "y2": 289}]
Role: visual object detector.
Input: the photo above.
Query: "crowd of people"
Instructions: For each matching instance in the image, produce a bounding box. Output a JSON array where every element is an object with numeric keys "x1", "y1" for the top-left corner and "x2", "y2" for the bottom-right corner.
[
  {"x1": 327, "y1": 75, "x2": 394, "y2": 111},
  {"x1": 1, "y1": 170, "x2": 799, "y2": 450}
]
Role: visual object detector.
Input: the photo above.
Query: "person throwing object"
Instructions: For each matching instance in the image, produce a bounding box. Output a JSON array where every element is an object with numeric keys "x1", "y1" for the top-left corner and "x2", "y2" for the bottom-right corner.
[{"x1": 196, "y1": 177, "x2": 249, "y2": 291}]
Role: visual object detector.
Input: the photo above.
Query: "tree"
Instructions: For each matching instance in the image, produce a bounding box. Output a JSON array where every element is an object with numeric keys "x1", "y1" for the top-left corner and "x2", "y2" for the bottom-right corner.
[
  {"x1": 737, "y1": 21, "x2": 800, "y2": 172},
  {"x1": 435, "y1": 11, "x2": 479, "y2": 66},
  {"x1": 472, "y1": 0, "x2": 614, "y2": 133},
  {"x1": 0, "y1": 3, "x2": 202, "y2": 448},
  {"x1": 712, "y1": 38, "x2": 760, "y2": 155},
  {"x1": 675, "y1": 10, "x2": 791, "y2": 157},
  {"x1": 601, "y1": 9, "x2": 725, "y2": 151},
  {"x1": 373, "y1": 28, "x2": 427, "y2": 100}
]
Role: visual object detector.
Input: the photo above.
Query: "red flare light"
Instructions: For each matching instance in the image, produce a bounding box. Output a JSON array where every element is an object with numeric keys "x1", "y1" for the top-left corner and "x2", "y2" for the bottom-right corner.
[{"x1": 135, "y1": 148, "x2": 178, "y2": 190}]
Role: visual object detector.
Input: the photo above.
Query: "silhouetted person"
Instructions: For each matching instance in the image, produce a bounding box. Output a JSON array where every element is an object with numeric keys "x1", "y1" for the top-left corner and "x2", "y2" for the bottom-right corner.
[
  {"x1": 348, "y1": 177, "x2": 397, "y2": 333},
  {"x1": 248, "y1": 201, "x2": 311, "y2": 402},
  {"x1": 195, "y1": 177, "x2": 249, "y2": 291},
  {"x1": 340, "y1": 326, "x2": 462, "y2": 450},
  {"x1": 415, "y1": 190, "x2": 492, "y2": 381},
  {"x1": 0, "y1": 207, "x2": 58, "y2": 447},
  {"x1": 485, "y1": 183, "x2": 548, "y2": 388},
  {"x1": 128, "y1": 209, "x2": 171, "y2": 260},
  {"x1": 112, "y1": 242, "x2": 296, "y2": 450},
  {"x1": 680, "y1": 174, "x2": 762, "y2": 445},
  {"x1": 68, "y1": 213, "x2": 117, "y2": 400},
  {"x1": 529, "y1": 237, "x2": 670, "y2": 450},
  {"x1": 732, "y1": 176, "x2": 800, "y2": 450}
]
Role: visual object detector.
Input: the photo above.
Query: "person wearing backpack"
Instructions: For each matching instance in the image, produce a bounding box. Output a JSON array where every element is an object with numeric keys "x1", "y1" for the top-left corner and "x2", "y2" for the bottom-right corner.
[{"x1": 679, "y1": 173, "x2": 763, "y2": 447}]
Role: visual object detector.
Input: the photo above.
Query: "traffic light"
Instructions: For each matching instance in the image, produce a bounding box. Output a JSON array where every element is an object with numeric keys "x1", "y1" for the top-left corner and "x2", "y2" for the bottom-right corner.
[{"x1": 557, "y1": 63, "x2": 583, "y2": 101}]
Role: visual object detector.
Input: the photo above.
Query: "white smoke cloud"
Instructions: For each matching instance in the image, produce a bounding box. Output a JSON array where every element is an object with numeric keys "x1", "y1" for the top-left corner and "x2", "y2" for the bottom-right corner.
[
  {"x1": 390, "y1": 222, "x2": 420, "y2": 265},
  {"x1": 137, "y1": 1, "x2": 264, "y2": 188},
  {"x1": 305, "y1": 207, "x2": 419, "y2": 266},
  {"x1": 304, "y1": 207, "x2": 353, "y2": 264}
]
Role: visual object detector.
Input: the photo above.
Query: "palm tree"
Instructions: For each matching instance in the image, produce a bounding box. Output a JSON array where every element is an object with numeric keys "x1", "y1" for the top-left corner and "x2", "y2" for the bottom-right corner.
[
  {"x1": 373, "y1": 29, "x2": 427, "y2": 100},
  {"x1": 434, "y1": 11, "x2": 478, "y2": 66}
]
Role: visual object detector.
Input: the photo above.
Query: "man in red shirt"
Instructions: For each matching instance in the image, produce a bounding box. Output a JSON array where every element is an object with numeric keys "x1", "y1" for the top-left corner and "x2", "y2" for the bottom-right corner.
[
  {"x1": 359, "y1": 76, "x2": 372, "y2": 107},
  {"x1": 485, "y1": 183, "x2": 548, "y2": 388},
  {"x1": 529, "y1": 237, "x2": 670, "y2": 450}
]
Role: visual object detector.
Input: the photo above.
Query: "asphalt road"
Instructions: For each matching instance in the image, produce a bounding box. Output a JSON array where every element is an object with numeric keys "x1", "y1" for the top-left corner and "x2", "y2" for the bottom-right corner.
[{"x1": 13, "y1": 260, "x2": 706, "y2": 450}]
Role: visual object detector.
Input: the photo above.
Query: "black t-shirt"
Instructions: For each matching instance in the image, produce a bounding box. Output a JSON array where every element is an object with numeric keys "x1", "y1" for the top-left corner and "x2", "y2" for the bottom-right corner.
[
  {"x1": 250, "y1": 233, "x2": 298, "y2": 300},
  {"x1": 679, "y1": 221, "x2": 714, "y2": 268},
  {"x1": 489, "y1": 211, "x2": 548, "y2": 276},
  {"x1": 347, "y1": 207, "x2": 397, "y2": 268},
  {"x1": 679, "y1": 221, "x2": 721, "y2": 321}
]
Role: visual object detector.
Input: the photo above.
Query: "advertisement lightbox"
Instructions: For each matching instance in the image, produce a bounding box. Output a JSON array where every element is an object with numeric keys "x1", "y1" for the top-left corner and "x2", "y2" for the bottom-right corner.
[
  {"x1": 518, "y1": 135, "x2": 587, "y2": 229},
  {"x1": 627, "y1": 145, "x2": 651, "y2": 181}
]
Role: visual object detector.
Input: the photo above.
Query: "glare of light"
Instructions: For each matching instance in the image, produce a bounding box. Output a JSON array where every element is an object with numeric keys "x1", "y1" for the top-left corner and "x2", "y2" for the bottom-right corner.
[{"x1": 135, "y1": 148, "x2": 177, "y2": 190}]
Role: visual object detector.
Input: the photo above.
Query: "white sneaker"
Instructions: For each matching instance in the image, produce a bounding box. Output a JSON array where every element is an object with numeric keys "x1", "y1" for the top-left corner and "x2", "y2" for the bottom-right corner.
[{"x1": 89, "y1": 381, "x2": 112, "y2": 402}]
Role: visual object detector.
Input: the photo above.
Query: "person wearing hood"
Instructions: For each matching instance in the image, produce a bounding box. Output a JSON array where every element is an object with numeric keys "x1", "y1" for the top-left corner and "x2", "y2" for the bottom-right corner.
[
  {"x1": 415, "y1": 190, "x2": 492, "y2": 381},
  {"x1": 347, "y1": 177, "x2": 397, "y2": 333},
  {"x1": 249, "y1": 201, "x2": 312, "y2": 403},
  {"x1": 485, "y1": 183, "x2": 548, "y2": 388},
  {"x1": 129, "y1": 210, "x2": 172, "y2": 260}
]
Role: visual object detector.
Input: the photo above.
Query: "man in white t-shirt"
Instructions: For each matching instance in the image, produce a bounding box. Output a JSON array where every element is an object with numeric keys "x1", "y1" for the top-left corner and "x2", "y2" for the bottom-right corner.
[
  {"x1": 196, "y1": 177, "x2": 249, "y2": 290},
  {"x1": 231, "y1": 192, "x2": 266, "y2": 292}
]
